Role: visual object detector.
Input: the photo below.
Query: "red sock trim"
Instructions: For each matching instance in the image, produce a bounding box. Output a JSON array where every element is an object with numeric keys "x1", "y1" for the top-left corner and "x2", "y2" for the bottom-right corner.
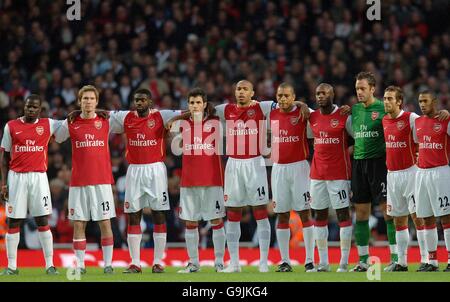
[
  {"x1": 73, "y1": 239, "x2": 86, "y2": 250},
  {"x1": 101, "y1": 237, "x2": 114, "y2": 246},
  {"x1": 396, "y1": 225, "x2": 409, "y2": 232},
  {"x1": 127, "y1": 225, "x2": 141, "y2": 235},
  {"x1": 38, "y1": 225, "x2": 50, "y2": 232},
  {"x1": 227, "y1": 211, "x2": 242, "y2": 222},
  {"x1": 253, "y1": 208, "x2": 268, "y2": 220},
  {"x1": 186, "y1": 225, "x2": 198, "y2": 230},
  {"x1": 7, "y1": 227, "x2": 20, "y2": 234},
  {"x1": 338, "y1": 220, "x2": 352, "y2": 228},
  {"x1": 429, "y1": 251, "x2": 437, "y2": 260},
  {"x1": 302, "y1": 220, "x2": 314, "y2": 228},
  {"x1": 315, "y1": 220, "x2": 328, "y2": 227},
  {"x1": 154, "y1": 224, "x2": 167, "y2": 233},
  {"x1": 424, "y1": 224, "x2": 437, "y2": 230},
  {"x1": 442, "y1": 223, "x2": 450, "y2": 230},
  {"x1": 416, "y1": 225, "x2": 424, "y2": 231},
  {"x1": 212, "y1": 222, "x2": 224, "y2": 230},
  {"x1": 277, "y1": 223, "x2": 290, "y2": 229}
]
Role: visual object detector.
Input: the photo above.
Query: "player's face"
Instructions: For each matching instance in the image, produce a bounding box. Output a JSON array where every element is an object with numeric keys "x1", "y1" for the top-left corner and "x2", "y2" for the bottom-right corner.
[
  {"x1": 134, "y1": 93, "x2": 151, "y2": 113},
  {"x1": 188, "y1": 96, "x2": 206, "y2": 114},
  {"x1": 418, "y1": 94, "x2": 435, "y2": 115},
  {"x1": 235, "y1": 82, "x2": 254, "y2": 105},
  {"x1": 355, "y1": 79, "x2": 375, "y2": 104},
  {"x1": 23, "y1": 99, "x2": 41, "y2": 121},
  {"x1": 276, "y1": 87, "x2": 295, "y2": 111},
  {"x1": 79, "y1": 91, "x2": 98, "y2": 113},
  {"x1": 383, "y1": 91, "x2": 401, "y2": 114},
  {"x1": 315, "y1": 86, "x2": 332, "y2": 108}
]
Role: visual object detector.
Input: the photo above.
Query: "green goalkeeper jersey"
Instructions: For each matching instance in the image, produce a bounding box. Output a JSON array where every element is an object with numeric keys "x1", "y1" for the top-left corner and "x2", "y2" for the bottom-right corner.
[{"x1": 351, "y1": 98, "x2": 386, "y2": 159}]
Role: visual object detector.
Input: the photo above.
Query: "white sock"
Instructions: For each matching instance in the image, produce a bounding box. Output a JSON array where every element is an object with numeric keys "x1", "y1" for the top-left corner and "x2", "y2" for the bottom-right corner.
[
  {"x1": 416, "y1": 228, "x2": 428, "y2": 263},
  {"x1": 101, "y1": 237, "x2": 114, "y2": 267},
  {"x1": 314, "y1": 224, "x2": 329, "y2": 265},
  {"x1": 357, "y1": 246, "x2": 369, "y2": 259},
  {"x1": 6, "y1": 230, "x2": 20, "y2": 270},
  {"x1": 303, "y1": 224, "x2": 315, "y2": 265},
  {"x1": 38, "y1": 227, "x2": 54, "y2": 269},
  {"x1": 153, "y1": 226, "x2": 167, "y2": 266},
  {"x1": 185, "y1": 227, "x2": 199, "y2": 265},
  {"x1": 425, "y1": 227, "x2": 438, "y2": 266},
  {"x1": 127, "y1": 234, "x2": 142, "y2": 266},
  {"x1": 212, "y1": 224, "x2": 226, "y2": 265},
  {"x1": 226, "y1": 221, "x2": 241, "y2": 267},
  {"x1": 339, "y1": 224, "x2": 352, "y2": 266},
  {"x1": 73, "y1": 239, "x2": 86, "y2": 269},
  {"x1": 396, "y1": 227, "x2": 409, "y2": 266},
  {"x1": 256, "y1": 218, "x2": 271, "y2": 267},
  {"x1": 276, "y1": 224, "x2": 291, "y2": 264},
  {"x1": 443, "y1": 225, "x2": 450, "y2": 264},
  {"x1": 389, "y1": 244, "x2": 397, "y2": 258}
]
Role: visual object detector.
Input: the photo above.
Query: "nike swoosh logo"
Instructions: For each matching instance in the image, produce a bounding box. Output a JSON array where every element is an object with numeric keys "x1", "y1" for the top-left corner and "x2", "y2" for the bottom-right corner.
[
  {"x1": 15, "y1": 131, "x2": 22, "y2": 134},
  {"x1": 74, "y1": 126, "x2": 81, "y2": 129},
  {"x1": 312, "y1": 124, "x2": 318, "y2": 126},
  {"x1": 417, "y1": 128, "x2": 421, "y2": 131}
]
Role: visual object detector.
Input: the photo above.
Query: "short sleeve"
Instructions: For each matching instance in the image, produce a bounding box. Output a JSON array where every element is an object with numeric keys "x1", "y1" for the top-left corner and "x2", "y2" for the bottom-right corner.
[
  {"x1": 306, "y1": 122, "x2": 314, "y2": 139},
  {"x1": 1, "y1": 124, "x2": 11, "y2": 152},
  {"x1": 49, "y1": 119, "x2": 63, "y2": 135},
  {"x1": 160, "y1": 110, "x2": 182, "y2": 125},
  {"x1": 259, "y1": 101, "x2": 276, "y2": 117},
  {"x1": 215, "y1": 104, "x2": 227, "y2": 121},
  {"x1": 54, "y1": 119, "x2": 70, "y2": 143},
  {"x1": 109, "y1": 110, "x2": 129, "y2": 134},
  {"x1": 447, "y1": 122, "x2": 450, "y2": 136},
  {"x1": 409, "y1": 113, "x2": 419, "y2": 130},
  {"x1": 345, "y1": 116, "x2": 353, "y2": 137}
]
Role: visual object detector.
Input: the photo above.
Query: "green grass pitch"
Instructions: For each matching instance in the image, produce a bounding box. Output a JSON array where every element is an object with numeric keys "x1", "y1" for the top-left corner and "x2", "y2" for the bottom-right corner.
[{"x1": 0, "y1": 264, "x2": 449, "y2": 282}]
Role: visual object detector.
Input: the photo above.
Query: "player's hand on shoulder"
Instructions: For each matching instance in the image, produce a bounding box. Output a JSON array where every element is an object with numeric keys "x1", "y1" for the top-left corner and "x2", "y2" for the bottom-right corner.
[
  {"x1": 96, "y1": 109, "x2": 110, "y2": 120},
  {"x1": 295, "y1": 100, "x2": 310, "y2": 121},
  {"x1": 67, "y1": 110, "x2": 81, "y2": 124},
  {"x1": 340, "y1": 105, "x2": 351, "y2": 115},
  {"x1": 436, "y1": 109, "x2": 450, "y2": 121}
]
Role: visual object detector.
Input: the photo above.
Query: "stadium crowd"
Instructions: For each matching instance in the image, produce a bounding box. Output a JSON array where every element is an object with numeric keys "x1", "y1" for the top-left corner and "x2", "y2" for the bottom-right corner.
[{"x1": 0, "y1": 0, "x2": 449, "y2": 250}]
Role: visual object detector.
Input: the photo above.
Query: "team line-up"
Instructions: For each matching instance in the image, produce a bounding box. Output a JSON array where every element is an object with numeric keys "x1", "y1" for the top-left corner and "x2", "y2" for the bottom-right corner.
[{"x1": 0, "y1": 71, "x2": 449, "y2": 276}]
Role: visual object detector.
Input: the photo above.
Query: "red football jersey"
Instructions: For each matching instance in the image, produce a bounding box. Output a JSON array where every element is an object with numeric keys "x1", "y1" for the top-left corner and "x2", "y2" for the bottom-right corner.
[
  {"x1": 67, "y1": 116, "x2": 114, "y2": 186},
  {"x1": 270, "y1": 107, "x2": 309, "y2": 164},
  {"x1": 308, "y1": 108, "x2": 351, "y2": 180},
  {"x1": 178, "y1": 117, "x2": 224, "y2": 187},
  {"x1": 382, "y1": 111, "x2": 417, "y2": 171},
  {"x1": 1, "y1": 118, "x2": 55, "y2": 173},
  {"x1": 224, "y1": 103, "x2": 267, "y2": 159},
  {"x1": 415, "y1": 116, "x2": 450, "y2": 169}
]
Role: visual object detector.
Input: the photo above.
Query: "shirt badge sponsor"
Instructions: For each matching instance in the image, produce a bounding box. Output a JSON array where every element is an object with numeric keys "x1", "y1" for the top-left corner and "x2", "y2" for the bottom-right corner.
[
  {"x1": 371, "y1": 111, "x2": 379, "y2": 120},
  {"x1": 36, "y1": 126, "x2": 44, "y2": 135},
  {"x1": 8, "y1": 206, "x2": 13, "y2": 214},
  {"x1": 433, "y1": 123, "x2": 442, "y2": 132},
  {"x1": 148, "y1": 119, "x2": 155, "y2": 128},
  {"x1": 247, "y1": 109, "x2": 255, "y2": 118},
  {"x1": 224, "y1": 195, "x2": 228, "y2": 202},
  {"x1": 125, "y1": 202, "x2": 130, "y2": 209},
  {"x1": 290, "y1": 116, "x2": 299, "y2": 125},
  {"x1": 330, "y1": 119, "x2": 339, "y2": 128},
  {"x1": 396, "y1": 120, "x2": 406, "y2": 130},
  {"x1": 94, "y1": 120, "x2": 102, "y2": 130}
]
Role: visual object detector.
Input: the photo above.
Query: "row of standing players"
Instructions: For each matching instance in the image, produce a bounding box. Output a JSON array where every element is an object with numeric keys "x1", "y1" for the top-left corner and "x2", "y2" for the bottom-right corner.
[{"x1": 0, "y1": 71, "x2": 449, "y2": 275}]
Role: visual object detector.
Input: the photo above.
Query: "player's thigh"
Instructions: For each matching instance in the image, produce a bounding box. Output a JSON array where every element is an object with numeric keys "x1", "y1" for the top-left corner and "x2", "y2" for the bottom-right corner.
[
  {"x1": 68, "y1": 187, "x2": 91, "y2": 221},
  {"x1": 28, "y1": 172, "x2": 52, "y2": 217},
  {"x1": 367, "y1": 157, "x2": 388, "y2": 205},
  {"x1": 179, "y1": 187, "x2": 202, "y2": 221},
  {"x1": 404, "y1": 166, "x2": 418, "y2": 215},
  {"x1": 6, "y1": 171, "x2": 28, "y2": 219},
  {"x1": 351, "y1": 159, "x2": 371, "y2": 204},
  {"x1": 386, "y1": 171, "x2": 409, "y2": 217},
  {"x1": 271, "y1": 164, "x2": 293, "y2": 213},
  {"x1": 429, "y1": 166, "x2": 450, "y2": 218},
  {"x1": 147, "y1": 162, "x2": 170, "y2": 211},
  {"x1": 224, "y1": 158, "x2": 246, "y2": 206},
  {"x1": 327, "y1": 180, "x2": 351, "y2": 210},
  {"x1": 414, "y1": 169, "x2": 434, "y2": 218},
  {"x1": 89, "y1": 185, "x2": 116, "y2": 221},
  {"x1": 124, "y1": 165, "x2": 146, "y2": 213},
  {"x1": 310, "y1": 179, "x2": 331, "y2": 210},
  {"x1": 200, "y1": 186, "x2": 226, "y2": 221},
  {"x1": 244, "y1": 157, "x2": 269, "y2": 207},
  {"x1": 291, "y1": 161, "x2": 311, "y2": 211}
]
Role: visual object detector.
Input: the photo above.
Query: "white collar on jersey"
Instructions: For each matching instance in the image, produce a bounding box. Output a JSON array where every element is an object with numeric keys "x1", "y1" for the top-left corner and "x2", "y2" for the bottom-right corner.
[
  {"x1": 80, "y1": 113, "x2": 97, "y2": 119},
  {"x1": 19, "y1": 116, "x2": 39, "y2": 124},
  {"x1": 319, "y1": 104, "x2": 338, "y2": 115}
]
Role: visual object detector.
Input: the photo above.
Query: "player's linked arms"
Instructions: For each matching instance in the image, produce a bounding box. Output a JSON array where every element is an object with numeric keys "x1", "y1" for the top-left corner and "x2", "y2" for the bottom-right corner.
[
  {"x1": 339, "y1": 105, "x2": 351, "y2": 115},
  {"x1": 436, "y1": 109, "x2": 450, "y2": 121},
  {"x1": 294, "y1": 100, "x2": 310, "y2": 121},
  {"x1": 67, "y1": 109, "x2": 110, "y2": 123}
]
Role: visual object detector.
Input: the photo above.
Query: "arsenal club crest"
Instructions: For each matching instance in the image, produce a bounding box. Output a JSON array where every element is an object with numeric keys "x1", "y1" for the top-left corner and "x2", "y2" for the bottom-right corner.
[
  {"x1": 70, "y1": 208, "x2": 74, "y2": 216},
  {"x1": 371, "y1": 111, "x2": 379, "y2": 120},
  {"x1": 247, "y1": 109, "x2": 255, "y2": 118},
  {"x1": 330, "y1": 119, "x2": 339, "y2": 128},
  {"x1": 224, "y1": 195, "x2": 228, "y2": 202},
  {"x1": 204, "y1": 122, "x2": 212, "y2": 132},
  {"x1": 94, "y1": 120, "x2": 102, "y2": 129},
  {"x1": 396, "y1": 120, "x2": 406, "y2": 130},
  {"x1": 433, "y1": 123, "x2": 442, "y2": 132},
  {"x1": 125, "y1": 202, "x2": 130, "y2": 209},
  {"x1": 148, "y1": 119, "x2": 155, "y2": 128},
  {"x1": 36, "y1": 126, "x2": 44, "y2": 135},
  {"x1": 273, "y1": 201, "x2": 277, "y2": 209},
  {"x1": 8, "y1": 206, "x2": 12, "y2": 214},
  {"x1": 290, "y1": 116, "x2": 299, "y2": 125}
]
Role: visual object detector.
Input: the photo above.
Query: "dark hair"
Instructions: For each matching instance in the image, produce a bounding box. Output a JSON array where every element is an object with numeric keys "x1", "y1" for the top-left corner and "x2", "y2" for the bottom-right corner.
[
  {"x1": 418, "y1": 89, "x2": 437, "y2": 101},
  {"x1": 134, "y1": 88, "x2": 152, "y2": 99},
  {"x1": 277, "y1": 82, "x2": 295, "y2": 94},
  {"x1": 25, "y1": 94, "x2": 43, "y2": 105},
  {"x1": 188, "y1": 87, "x2": 207, "y2": 102},
  {"x1": 384, "y1": 85, "x2": 403, "y2": 104},
  {"x1": 356, "y1": 71, "x2": 376, "y2": 87}
]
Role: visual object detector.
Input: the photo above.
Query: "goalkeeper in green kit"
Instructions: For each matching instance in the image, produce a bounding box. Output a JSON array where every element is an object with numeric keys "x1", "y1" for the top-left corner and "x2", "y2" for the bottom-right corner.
[{"x1": 349, "y1": 72, "x2": 397, "y2": 272}]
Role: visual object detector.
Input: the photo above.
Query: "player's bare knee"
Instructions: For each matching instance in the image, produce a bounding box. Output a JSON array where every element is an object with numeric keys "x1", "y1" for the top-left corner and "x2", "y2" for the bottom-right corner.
[
  {"x1": 336, "y1": 208, "x2": 350, "y2": 223},
  {"x1": 423, "y1": 216, "x2": 436, "y2": 226},
  {"x1": 315, "y1": 209, "x2": 329, "y2": 222},
  {"x1": 393, "y1": 216, "x2": 408, "y2": 227},
  {"x1": 298, "y1": 209, "x2": 312, "y2": 223},
  {"x1": 152, "y1": 210, "x2": 166, "y2": 225},
  {"x1": 440, "y1": 214, "x2": 450, "y2": 225},
  {"x1": 210, "y1": 218, "x2": 222, "y2": 225},
  {"x1": 411, "y1": 214, "x2": 424, "y2": 228},
  {"x1": 128, "y1": 212, "x2": 141, "y2": 226},
  {"x1": 185, "y1": 220, "x2": 198, "y2": 228},
  {"x1": 355, "y1": 203, "x2": 370, "y2": 220},
  {"x1": 34, "y1": 215, "x2": 48, "y2": 227},
  {"x1": 8, "y1": 218, "x2": 22, "y2": 229},
  {"x1": 277, "y1": 212, "x2": 290, "y2": 224}
]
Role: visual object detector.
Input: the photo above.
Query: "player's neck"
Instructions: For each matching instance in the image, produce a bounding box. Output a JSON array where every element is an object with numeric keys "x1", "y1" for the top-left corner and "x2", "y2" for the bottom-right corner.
[
  {"x1": 81, "y1": 111, "x2": 96, "y2": 119},
  {"x1": 237, "y1": 100, "x2": 252, "y2": 108},
  {"x1": 362, "y1": 96, "x2": 375, "y2": 108},
  {"x1": 137, "y1": 109, "x2": 149, "y2": 118},
  {"x1": 23, "y1": 116, "x2": 38, "y2": 123},
  {"x1": 319, "y1": 104, "x2": 334, "y2": 115},
  {"x1": 426, "y1": 109, "x2": 437, "y2": 118},
  {"x1": 280, "y1": 105, "x2": 295, "y2": 113},
  {"x1": 388, "y1": 108, "x2": 401, "y2": 119}
]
